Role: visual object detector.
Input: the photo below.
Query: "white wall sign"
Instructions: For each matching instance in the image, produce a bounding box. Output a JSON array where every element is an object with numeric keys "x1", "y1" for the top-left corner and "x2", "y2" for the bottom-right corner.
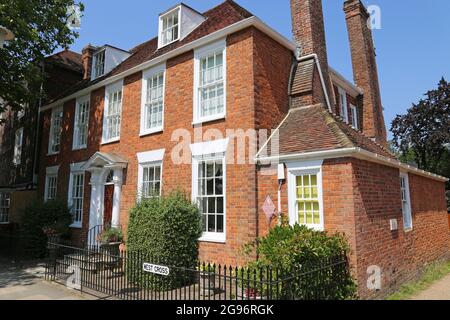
[{"x1": 143, "y1": 263, "x2": 170, "y2": 276}]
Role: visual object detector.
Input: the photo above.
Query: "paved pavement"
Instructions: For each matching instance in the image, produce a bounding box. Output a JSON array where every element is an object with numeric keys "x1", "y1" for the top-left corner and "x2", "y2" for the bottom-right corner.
[
  {"x1": 411, "y1": 273, "x2": 450, "y2": 300},
  {"x1": 0, "y1": 258, "x2": 90, "y2": 300}
]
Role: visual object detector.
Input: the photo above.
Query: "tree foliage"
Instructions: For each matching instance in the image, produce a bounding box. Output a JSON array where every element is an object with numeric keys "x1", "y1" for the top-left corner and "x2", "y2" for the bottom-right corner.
[
  {"x1": 391, "y1": 78, "x2": 450, "y2": 209},
  {"x1": 391, "y1": 78, "x2": 450, "y2": 174},
  {"x1": 0, "y1": 0, "x2": 83, "y2": 116}
]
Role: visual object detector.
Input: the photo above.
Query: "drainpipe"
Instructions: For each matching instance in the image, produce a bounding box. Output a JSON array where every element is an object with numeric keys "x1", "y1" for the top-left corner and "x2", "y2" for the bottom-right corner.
[
  {"x1": 277, "y1": 163, "x2": 286, "y2": 226},
  {"x1": 32, "y1": 62, "x2": 45, "y2": 189}
]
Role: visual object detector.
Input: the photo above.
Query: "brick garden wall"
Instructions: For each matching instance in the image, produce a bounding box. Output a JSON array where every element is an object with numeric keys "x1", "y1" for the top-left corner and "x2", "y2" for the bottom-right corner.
[{"x1": 351, "y1": 158, "x2": 450, "y2": 299}]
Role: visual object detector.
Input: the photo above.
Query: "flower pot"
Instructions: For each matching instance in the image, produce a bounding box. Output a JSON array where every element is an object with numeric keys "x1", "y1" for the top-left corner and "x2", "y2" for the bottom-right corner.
[
  {"x1": 100, "y1": 242, "x2": 122, "y2": 256},
  {"x1": 242, "y1": 288, "x2": 266, "y2": 300}
]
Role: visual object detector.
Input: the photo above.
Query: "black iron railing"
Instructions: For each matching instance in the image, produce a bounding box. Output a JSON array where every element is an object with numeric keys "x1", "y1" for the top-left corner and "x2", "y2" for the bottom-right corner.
[{"x1": 44, "y1": 242, "x2": 353, "y2": 300}]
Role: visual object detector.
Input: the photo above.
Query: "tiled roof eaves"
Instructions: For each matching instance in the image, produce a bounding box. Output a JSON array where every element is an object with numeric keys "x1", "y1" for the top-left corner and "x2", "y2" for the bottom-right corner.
[{"x1": 256, "y1": 103, "x2": 396, "y2": 161}]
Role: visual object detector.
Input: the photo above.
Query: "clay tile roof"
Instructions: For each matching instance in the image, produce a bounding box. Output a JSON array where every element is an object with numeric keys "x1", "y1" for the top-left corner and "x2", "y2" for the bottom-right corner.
[
  {"x1": 290, "y1": 58, "x2": 315, "y2": 95},
  {"x1": 45, "y1": 49, "x2": 83, "y2": 74},
  {"x1": 46, "y1": 0, "x2": 253, "y2": 104},
  {"x1": 263, "y1": 104, "x2": 395, "y2": 159}
]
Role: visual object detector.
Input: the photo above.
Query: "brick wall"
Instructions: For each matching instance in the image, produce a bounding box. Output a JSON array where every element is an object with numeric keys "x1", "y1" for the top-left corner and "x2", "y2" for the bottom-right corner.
[
  {"x1": 256, "y1": 157, "x2": 449, "y2": 299},
  {"x1": 38, "y1": 27, "x2": 293, "y2": 265},
  {"x1": 351, "y1": 158, "x2": 450, "y2": 299}
]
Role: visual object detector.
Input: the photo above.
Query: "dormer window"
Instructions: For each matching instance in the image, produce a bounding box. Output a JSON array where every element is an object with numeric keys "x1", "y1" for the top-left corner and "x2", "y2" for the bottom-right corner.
[
  {"x1": 157, "y1": 4, "x2": 205, "y2": 49},
  {"x1": 93, "y1": 49, "x2": 105, "y2": 79},
  {"x1": 159, "y1": 8, "x2": 180, "y2": 47},
  {"x1": 90, "y1": 46, "x2": 130, "y2": 81}
]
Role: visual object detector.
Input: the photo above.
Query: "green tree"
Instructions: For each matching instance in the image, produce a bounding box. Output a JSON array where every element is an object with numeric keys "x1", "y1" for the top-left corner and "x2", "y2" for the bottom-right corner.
[
  {"x1": 0, "y1": 0, "x2": 83, "y2": 118},
  {"x1": 391, "y1": 78, "x2": 450, "y2": 210}
]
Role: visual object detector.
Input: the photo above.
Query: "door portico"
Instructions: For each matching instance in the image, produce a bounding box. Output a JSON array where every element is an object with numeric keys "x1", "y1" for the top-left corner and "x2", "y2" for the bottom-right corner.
[{"x1": 82, "y1": 152, "x2": 127, "y2": 244}]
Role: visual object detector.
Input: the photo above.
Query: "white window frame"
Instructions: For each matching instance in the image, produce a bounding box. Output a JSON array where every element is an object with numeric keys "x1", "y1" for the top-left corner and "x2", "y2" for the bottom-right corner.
[
  {"x1": 158, "y1": 7, "x2": 181, "y2": 48},
  {"x1": 44, "y1": 166, "x2": 59, "y2": 202},
  {"x1": 137, "y1": 149, "x2": 165, "y2": 200},
  {"x1": 0, "y1": 192, "x2": 11, "y2": 224},
  {"x1": 68, "y1": 162, "x2": 86, "y2": 229},
  {"x1": 73, "y1": 95, "x2": 90, "y2": 150},
  {"x1": 102, "y1": 80, "x2": 123, "y2": 144},
  {"x1": 350, "y1": 104, "x2": 359, "y2": 130},
  {"x1": 92, "y1": 49, "x2": 106, "y2": 79},
  {"x1": 191, "y1": 139, "x2": 228, "y2": 243},
  {"x1": 140, "y1": 64, "x2": 166, "y2": 136},
  {"x1": 193, "y1": 39, "x2": 227, "y2": 125},
  {"x1": 48, "y1": 106, "x2": 63, "y2": 155},
  {"x1": 13, "y1": 127, "x2": 23, "y2": 165},
  {"x1": 287, "y1": 160, "x2": 324, "y2": 231},
  {"x1": 338, "y1": 87, "x2": 349, "y2": 124},
  {"x1": 400, "y1": 172, "x2": 413, "y2": 231}
]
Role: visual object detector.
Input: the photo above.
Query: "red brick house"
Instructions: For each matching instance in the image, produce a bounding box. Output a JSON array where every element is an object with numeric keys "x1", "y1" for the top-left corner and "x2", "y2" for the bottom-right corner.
[
  {"x1": 37, "y1": 0, "x2": 449, "y2": 298},
  {"x1": 0, "y1": 50, "x2": 82, "y2": 229}
]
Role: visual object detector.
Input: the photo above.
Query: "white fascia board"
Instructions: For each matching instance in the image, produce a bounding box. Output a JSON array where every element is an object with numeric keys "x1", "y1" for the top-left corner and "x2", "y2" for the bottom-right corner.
[
  {"x1": 329, "y1": 67, "x2": 363, "y2": 97},
  {"x1": 256, "y1": 147, "x2": 449, "y2": 183},
  {"x1": 40, "y1": 16, "x2": 296, "y2": 112}
]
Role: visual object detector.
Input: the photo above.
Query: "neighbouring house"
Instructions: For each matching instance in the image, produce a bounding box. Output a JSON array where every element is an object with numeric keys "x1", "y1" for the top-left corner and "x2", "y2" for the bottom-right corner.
[
  {"x1": 35, "y1": 0, "x2": 449, "y2": 299},
  {"x1": 0, "y1": 50, "x2": 83, "y2": 230}
]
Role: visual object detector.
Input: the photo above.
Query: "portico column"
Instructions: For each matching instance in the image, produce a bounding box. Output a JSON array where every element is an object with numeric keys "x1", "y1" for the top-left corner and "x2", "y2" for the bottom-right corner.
[
  {"x1": 111, "y1": 168, "x2": 123, "y2": 229},
  {"x1": 88, "y1": 168, "x2": 103, "y2": 245}
]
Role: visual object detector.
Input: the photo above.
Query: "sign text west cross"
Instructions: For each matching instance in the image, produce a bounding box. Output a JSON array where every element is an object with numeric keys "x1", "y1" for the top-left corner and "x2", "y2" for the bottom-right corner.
[{"x1": 143, "y1": 263, "x2": 170, "y2": 276}]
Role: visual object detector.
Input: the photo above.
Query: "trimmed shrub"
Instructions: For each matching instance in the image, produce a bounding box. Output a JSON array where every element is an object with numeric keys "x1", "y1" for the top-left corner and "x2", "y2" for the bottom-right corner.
[
  {"x1": 126, "y1": 191, "x2": 202, "y2": 290},
  {"x1": 20, "y1": 200, "x2": 72, "y2": 257},
  {"x1": 241, "y1": 224, "x2": 357, "y2": 300}
]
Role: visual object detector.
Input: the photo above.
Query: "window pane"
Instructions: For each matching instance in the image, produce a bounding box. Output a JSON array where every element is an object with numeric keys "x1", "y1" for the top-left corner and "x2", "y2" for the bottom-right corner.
[
  {"x1": 217, "y1": 197, "x2": 224, "y2": 214},
  {"x1": 206, "y1": 179, "x2": 214, "y2": 195},
  {"x1": 208, "y1": 214, "x2": 216, "y2": 232},
  {"x1": 216, "y1": 215, "x2": 224, "y2": 233},
  {"x1": 208, "y1": 197, "x2": 215, "y2": 213}
]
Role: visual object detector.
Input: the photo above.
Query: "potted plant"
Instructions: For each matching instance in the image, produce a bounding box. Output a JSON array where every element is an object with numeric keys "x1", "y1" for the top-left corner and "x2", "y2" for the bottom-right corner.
[
  {"x1": 42, "y1": 226, "x2": 63, "y2": 246},
  {"x1": 197, "y1": 264, "x2": 216, "y2": 296},
  {"x1": 97, "y1": 226, "x2": 123, "y2": 256}
]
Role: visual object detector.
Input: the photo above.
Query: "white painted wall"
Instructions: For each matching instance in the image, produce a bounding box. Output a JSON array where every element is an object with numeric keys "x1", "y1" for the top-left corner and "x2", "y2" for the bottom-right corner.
[
  {"x1": 104, "y1": 46, "x2": 130, "y2": 74},
  {"x1": 180, "y1": 5, "x2": 206, "y2": 40}
]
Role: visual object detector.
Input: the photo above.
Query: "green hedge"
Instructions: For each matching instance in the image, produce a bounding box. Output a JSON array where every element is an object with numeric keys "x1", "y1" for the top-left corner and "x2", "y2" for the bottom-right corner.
[
  {"x1": 242, "y1": 224, "x2": 357, "y2": 300},
  {"x1": 126, "y1": 191, "x2": 202, "y2": 290},
  {"x1": 20, "y1": 200, "x2": 72, "y2": 257}
]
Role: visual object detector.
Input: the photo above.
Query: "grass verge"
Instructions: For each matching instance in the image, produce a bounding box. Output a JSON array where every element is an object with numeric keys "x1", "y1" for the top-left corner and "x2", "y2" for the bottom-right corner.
[{"x1": 387, "y1": 260, "x2": 450, "y2": 300}]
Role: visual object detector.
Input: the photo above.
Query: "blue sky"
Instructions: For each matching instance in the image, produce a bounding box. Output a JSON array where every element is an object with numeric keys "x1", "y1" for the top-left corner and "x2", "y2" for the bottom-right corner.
[{"x1": 68, "y1": 0, "x2": 450, "y2": 138}]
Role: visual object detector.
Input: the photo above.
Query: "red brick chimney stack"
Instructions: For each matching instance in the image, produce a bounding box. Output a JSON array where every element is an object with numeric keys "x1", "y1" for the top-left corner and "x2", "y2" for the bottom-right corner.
[
  {"x1": 344, "y1": 0, "x2": 387, "y2": 143},
  {"x1": 81, "y1": 44, "x2": 96, "y2": 80},
  {"x1": 290, "y1": 0, "x2": 332, "y2": 109}
]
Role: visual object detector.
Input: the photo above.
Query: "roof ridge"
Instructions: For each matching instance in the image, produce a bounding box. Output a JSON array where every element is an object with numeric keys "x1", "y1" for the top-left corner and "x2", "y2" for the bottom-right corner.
[{"x1": 204, "y1": 0, "x2": 254, "y2": 19}]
